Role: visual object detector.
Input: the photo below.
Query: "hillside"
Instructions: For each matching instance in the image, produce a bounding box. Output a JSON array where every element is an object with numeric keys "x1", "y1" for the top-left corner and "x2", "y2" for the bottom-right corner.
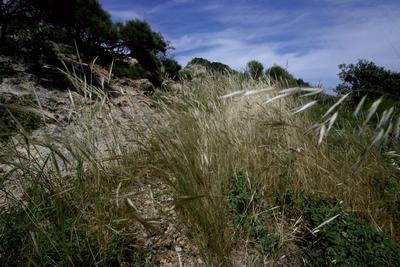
[{"x1": 1, "y1": 54, "x2": 400, "y2": 265}]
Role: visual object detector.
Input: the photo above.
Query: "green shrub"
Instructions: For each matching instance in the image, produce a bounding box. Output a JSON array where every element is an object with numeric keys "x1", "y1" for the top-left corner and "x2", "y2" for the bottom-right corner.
[
  {"x1": 161, "y1": 58, "x2": 181, "y2": 80},
  {"x1": 246, "y1": 60, "x2": 264, "y2": 80},
  {"x1": 228, "y1": 173, "x2": 278, "y2": 254},
  {"x1": 112, "y1": 62, "x2": 150, "y2": 80},
  {"x1": 266, "y1": 65, "x2": 297, "y2": 87},
  {"x1": 305, "y1": 200, "x2": 400, "y2": 266},
  {"x1": 0, "y1": 94, "x2": 42, "y2": 137},
  {"x1": 188, "y1": 57, "x2": 234, "y2": 74}
]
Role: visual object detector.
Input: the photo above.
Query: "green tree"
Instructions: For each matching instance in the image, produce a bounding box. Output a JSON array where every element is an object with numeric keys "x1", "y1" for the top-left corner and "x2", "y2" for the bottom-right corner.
[
  {"x1": 1, "y1": 0, "x2": 117, "y2": 57},
  {"x1": 335, "y1": 59, "x2": 400, "y2": 102},
  {"x1": 266, "y1": 65, "x2": 294, "y2": 82},
  {"x1": 296, "y1": 78, "x2": 311, "y2": 87},
  {"x1": 1, "y1": 0, "x2": 179, "y2": 87},
  {"x1": 0, "y1": 0, "x2": 34, "y2": 43},
  {"x1": 120, "y1": 19, "x2": 169, "y2": 85},
  {"x1": 28, "y1": 0, "x2": 117, "y2": 50},
  {"x1": 246, "y1": 60, "x2": 264, "y2": 80}
]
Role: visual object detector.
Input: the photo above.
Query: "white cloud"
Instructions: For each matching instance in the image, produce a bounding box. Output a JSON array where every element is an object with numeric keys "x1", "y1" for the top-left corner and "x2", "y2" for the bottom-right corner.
[
  {"x1": 107, "y1": 9, "x2": 142, "y2": 22},
  {"x1": 147, "y1": 0, "x2": 194, "y2": 14},
  {"x1": 173, "y1": 3, "x2": 400, "y2": 88}
]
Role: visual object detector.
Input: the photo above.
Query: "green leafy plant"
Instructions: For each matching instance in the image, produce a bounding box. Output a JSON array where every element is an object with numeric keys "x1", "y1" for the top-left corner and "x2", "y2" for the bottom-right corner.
[
  {"x1": 228, "y1": 172, "x2": 279, "y2": 254},
  {"x1": 305, "y1": 200, "x2": 400, "y2": 266}
]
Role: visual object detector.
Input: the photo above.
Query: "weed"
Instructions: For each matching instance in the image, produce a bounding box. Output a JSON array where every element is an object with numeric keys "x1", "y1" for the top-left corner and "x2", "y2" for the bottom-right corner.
[
  {"x1": 304, "y1": 200, "x2": 400, "y2": 266},
  {"x1": 228, "y1": 172, "x2": 280, "y2": 255}
]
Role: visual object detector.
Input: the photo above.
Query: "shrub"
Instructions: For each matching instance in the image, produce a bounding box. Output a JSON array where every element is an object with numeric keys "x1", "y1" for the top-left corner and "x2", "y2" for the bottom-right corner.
[
  {"x1": 162, "y1": 58, "x2": 181, "y2": 80},
  {"x1": 188, "y1": 57, "x2": 234, "y2": 74},
  {"x1": 112, "y1": 61, "x2": 150, "y2": 80},
  {"x1": 246, "y1": 60, "x2": 264, "y2": 80},
  {"x1": 0, "y1": 94, "x2": 42, "y2": 137},
  {"x1": 305, "y1": 200, "x2": 400, "y2": 266},
  {"x1": 266, "y1": 65, "x2": 297, "y2": 87}
]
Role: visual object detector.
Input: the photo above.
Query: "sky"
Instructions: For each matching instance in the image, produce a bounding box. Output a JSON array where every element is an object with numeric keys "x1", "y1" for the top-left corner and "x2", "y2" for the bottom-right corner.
[{"x1": 100, "y1": 0, "x2": 400, "y2": 89}]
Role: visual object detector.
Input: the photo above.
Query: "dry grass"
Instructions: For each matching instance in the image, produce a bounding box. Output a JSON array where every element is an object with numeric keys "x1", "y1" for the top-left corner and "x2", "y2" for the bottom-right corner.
[
  {"x1": 1, "y1": 69, "x2": 399, "y2": 266},
  {"x1": 135, "y1": 73, "x2": 400, "y2": 264}
]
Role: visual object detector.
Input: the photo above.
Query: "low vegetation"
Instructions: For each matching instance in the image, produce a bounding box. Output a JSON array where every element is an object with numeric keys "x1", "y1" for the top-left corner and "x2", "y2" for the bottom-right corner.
[
  {"x1": 0, "y1": 94, "x2": 43, "y2": 138},
  {"x1": 1, "y1": 64, "x2": 400, "y2": 265}
]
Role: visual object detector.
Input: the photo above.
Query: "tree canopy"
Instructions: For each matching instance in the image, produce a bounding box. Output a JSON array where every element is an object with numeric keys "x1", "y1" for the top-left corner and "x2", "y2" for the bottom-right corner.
[
  {"x1": 335, "y1": 59, "x2": 400, "y2": 102},
  {"x1": 119, "y1": 19, "x2": 169, "y2": 84},
  {"x1": 266, "y1": 65, "x2": 294, "y2": 82},
  {"x1": 264, "y1": 65, "x2": 311, "y2": 87},
  {"x1": 0, "y1": 0, "x2": 180, "y2": 87}
]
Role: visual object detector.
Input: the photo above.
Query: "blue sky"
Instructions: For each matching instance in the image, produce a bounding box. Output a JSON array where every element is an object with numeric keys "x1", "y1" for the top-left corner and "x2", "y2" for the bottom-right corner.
[{"x1": 100, "y1": 0, "x2": 400, "y2": 89}]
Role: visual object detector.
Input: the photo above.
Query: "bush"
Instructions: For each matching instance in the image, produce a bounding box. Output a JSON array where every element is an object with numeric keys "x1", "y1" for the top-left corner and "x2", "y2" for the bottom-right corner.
[
  {"x1": 246, "y1": 60, "x2": 264, "y2": 80},
  {"x1": 305, "y1": 200, "x2": 400, "y2": 266},
  {"x1": 266, "y1": 65, "x2": 297, "y2": 87},
  {"x1": 0, "y1": 94, "x2": 42, "y2": 137},
  {"x1": 162, "y1": 58, "x2": 181, "y2": 80},
  {"x1": 112, "y1": 61, "x2": 150, "y2": 80},
  {"x1": 188, "y1": 57, "x2": 234, "y2": 74}
]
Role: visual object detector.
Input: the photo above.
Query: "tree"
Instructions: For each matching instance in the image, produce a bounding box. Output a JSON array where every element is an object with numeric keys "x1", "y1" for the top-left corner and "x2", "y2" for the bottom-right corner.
[
  {"x1": 1, "y1": 0, "x2": 117, "y2": 55},
  {"x1": 0, "y1": 0, "x2": 33, "y2": 43},
  {"x1": 266, "y1": 65, "x2": 294, "y2": 83},
  {"x1": 120, "y1": 19, "x2": 169, "y2": 85},
  {"x1": 296, "y1": 78, "x2": 311, "y2": 87},
  {"x1": 0, "y1": 0, "x2": 178, "y2": 87},
  {"x1": 28, "y1": 0, "x2": 117, "y2": 47},
  {"x1": 335, "y1": 59, "x2": 400, "y2": 102},
  {"x1": 246, "y1": 60, "x2": 264, "y2": 79}
]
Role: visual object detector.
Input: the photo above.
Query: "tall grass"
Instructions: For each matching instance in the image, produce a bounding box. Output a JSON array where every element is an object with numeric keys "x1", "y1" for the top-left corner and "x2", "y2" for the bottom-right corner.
[
  {"x1": 135, "y1": 73, "x2": 400, "y2": 264},
  {"x1": 0, "y1": 68, "x2": 155, "y2": 266},
  {"x1": 1, "y1": 69, "x2": 399, "y2": 266}
]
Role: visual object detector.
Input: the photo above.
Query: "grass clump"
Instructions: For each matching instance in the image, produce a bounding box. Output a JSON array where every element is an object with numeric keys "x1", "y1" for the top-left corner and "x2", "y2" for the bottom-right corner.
[
  {"x1": 0, "y1": 197, "x2": 151, "y2": 267},
  {"x1": 0, "y1": 71, "x2": 155, "y2": 266}
]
